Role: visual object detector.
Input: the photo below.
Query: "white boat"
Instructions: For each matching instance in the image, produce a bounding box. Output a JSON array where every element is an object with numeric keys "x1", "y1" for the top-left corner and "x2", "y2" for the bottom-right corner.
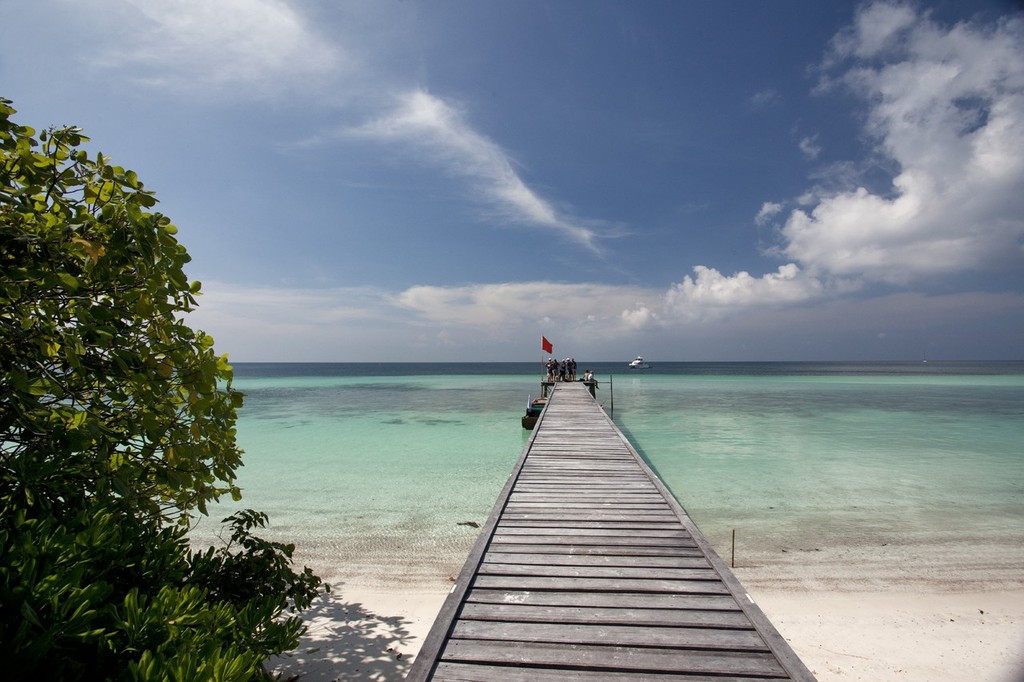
[{"x1": 628, "y1": 356, "x2": 651, "y2": 369}]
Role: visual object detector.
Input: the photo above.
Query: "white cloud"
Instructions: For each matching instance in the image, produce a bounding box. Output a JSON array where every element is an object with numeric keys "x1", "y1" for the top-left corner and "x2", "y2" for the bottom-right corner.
[
  {"x1": 95, "y1": 0, "x2": 342, "y2": 92},
  {"x1": 755, "y1": 201, "x2": 784, "y2": 226},
  {"x1": 620, "y1": 305, "x2": 658, "y2": 331},
  {"x1": 749, "y1": 89, "x2": 782, "y2": 108},
  {"x1": 657, "y1": 6, "x2": 1023, "y2": 321},
  {"x1": 829, "y1": 1, "x2": 917, "y2": 60},
  {"x1": 784, "y1": 2, "x2": 1024, "y2": 282},
  {"x1": 351, "y1": 90, "x2": 604, "y2": 251},
  {"x1": 394, "y1": 281, "x2": 652, "y2": 331},
  {"x1": 664, "y1": 264, "x2": 828, "y2": 315},
  {"x1": 798, "y1": 135, "x2": 822, "y2": 159}
]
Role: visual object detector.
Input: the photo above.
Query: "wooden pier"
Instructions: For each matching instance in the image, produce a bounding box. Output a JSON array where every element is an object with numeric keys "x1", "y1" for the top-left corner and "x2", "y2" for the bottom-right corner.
[{"x1": 408, "y1": 381, "x2": 815, "y2": 681}]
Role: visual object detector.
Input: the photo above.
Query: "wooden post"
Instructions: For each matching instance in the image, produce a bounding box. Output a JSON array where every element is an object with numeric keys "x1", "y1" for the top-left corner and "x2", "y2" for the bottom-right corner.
[
  {"x1": 609, "y1": 374, "x2": 614, "y2": 417},
  {"x1": 731, "y1": 529, "x2": 736, "y2": 568}
]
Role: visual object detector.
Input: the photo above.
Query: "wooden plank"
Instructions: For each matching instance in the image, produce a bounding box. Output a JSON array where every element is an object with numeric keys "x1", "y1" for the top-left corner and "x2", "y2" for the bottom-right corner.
[
  {"x1": 493, "y1": 527, "x2": 689, "y2": 538},
  {"x1": 509, "y1": 493, "x2": 667, "y2": 501},
  {"x1": 439, "y1": 639, "x2": 788, "y2": 677},
  {"x1": 457, "y1": 602, "x2": 752, "y2": 628},
  {"x1": 477, "y1": 563, "x2": 718, "y2": 580},
  {"x1": 490, "y1": 534, "x2": 692, "y2": 546},
  {"x1": 501, "y1": 503, "x2": 675, "y2": 511},
  {"x1": 470, "y1": 575, "x2": 729, "y2": 594},
  {"x1": 431, "y1": 662, "x2": 787, "y2": 682},
  {"x1": 478, "y1": 553, "x2": 709, "y2": 568},
  {"x1": 451, "y1": 621, "x2": 769, "y2": 651},
  {"x1": 500, "y1": 512, "x2": 680, "y2": 521},
  {"x1": 483, "y1": 544, "x2": 701, "y2": 556},
  {"x1": 466, "y1": 589, "x2": 741, "y2": 611},
  {"x1": 497, "y1": 521, "x2": 683, "y2": 530}
]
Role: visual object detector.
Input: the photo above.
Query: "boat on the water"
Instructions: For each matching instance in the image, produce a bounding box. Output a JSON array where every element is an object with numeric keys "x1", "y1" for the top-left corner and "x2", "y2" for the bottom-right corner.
[
  {"x1": 628, "y1": 356, "x2": 652, "y2": 369},
  {"x1": 521, "y1": 394, "x2": 547, "y2": 429}
]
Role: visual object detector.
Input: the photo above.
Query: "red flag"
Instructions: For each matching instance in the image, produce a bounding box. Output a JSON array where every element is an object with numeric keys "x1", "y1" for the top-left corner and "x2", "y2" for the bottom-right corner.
[{"x1": 542, "y1": 336, "x2": 553, "y2": 354}]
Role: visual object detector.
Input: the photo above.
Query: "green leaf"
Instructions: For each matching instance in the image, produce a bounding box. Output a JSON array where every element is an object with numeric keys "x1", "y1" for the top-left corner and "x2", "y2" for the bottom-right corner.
[
  {"x1": 58, "y1": 272, "x2": 79, "y2": 290},
  {"x1": 21, "y1": 601, "x2": 42, "y2": 629}
]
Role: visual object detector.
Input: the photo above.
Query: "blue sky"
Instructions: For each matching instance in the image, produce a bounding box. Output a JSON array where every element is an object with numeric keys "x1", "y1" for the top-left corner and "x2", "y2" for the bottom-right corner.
[{"x1": 3, "y1": 0, "x2": 1023, "y2": 361}]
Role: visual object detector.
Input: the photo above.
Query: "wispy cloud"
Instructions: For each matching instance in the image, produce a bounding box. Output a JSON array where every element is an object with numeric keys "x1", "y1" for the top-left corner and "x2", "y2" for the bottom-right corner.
[
  {"x1": 350, "y1": 90, "x2": 605, "y2": 252},
  {"x1": 94, "y1": 0, "x2": 342, "y2": 93},
  {"x1": 798, "y1": 134, "x2": 822, "y2": 160},
  {"x1": 755, "y1": 201, "x2": 784, "y2": 226},
  {"x1": 78, "y1": 3, "x2": 612, "y2": 250},
  {"x1": 749, "y1": 88, "x2": 782, "y2": 109}
]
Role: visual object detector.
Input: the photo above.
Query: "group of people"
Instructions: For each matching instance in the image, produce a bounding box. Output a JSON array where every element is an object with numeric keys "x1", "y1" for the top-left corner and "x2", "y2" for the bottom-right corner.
[
  {"x1": 545, "y1": 357, "x2": 575, "y2": 382},
  {"x1": 545, "y1": 358, "x2": 594, "y2": 383}
]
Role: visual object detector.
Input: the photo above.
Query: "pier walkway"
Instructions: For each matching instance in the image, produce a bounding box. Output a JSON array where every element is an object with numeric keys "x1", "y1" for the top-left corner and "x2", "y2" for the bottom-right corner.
[{"x1": 408, "y1": 381, "x2": 815, "y2": 681}]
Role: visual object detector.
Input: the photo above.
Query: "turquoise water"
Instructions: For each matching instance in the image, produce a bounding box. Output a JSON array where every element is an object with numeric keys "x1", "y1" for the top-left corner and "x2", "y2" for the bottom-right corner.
[
  {"x1": 190, "y1": 362, "x2": 1024, "y2": 592},
  {"x1": 609, "y1": 373, "x2": 1024, "y2": 559}
]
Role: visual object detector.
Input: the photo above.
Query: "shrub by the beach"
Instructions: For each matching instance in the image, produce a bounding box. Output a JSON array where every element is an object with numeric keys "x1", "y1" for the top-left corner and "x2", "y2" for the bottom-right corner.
[{"x1": 0, "y1": 98, "x2": 325, "y2": 680}]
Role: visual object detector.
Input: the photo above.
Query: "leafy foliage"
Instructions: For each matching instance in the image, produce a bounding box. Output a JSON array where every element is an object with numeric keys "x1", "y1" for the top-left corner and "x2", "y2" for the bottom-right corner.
[
  {"x1": 0, "y1": 96, "x2": 241, "y2": 522},
  {"x1": 0, "y1": 98, "x2": 325, "y2": 680}
]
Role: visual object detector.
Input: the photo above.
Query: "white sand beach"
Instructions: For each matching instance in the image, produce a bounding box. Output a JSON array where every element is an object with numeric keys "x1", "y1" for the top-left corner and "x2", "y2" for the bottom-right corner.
[
  {"x1": 749, "y1": 590, "x2": 1024, "y2": 682},
  {"x1": 268, "y1": 584, "x2": 1024, "y2": 682},
  {"x1": 267, "y1": 542, "x2": 1024, "y2": 682},
  {"x1": 730, "y1": 526, "x2": 1024, "y2": 681}
]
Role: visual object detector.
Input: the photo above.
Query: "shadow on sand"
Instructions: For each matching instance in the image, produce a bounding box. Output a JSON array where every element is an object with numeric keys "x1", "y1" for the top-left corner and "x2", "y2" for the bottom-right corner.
[{"x1": 267, "y1": 591, "x2": 415, "y2": 681}]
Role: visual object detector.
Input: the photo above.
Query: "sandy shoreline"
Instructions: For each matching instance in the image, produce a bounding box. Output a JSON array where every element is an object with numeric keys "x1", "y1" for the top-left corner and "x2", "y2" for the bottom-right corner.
[
  {"x1": 261, "y1": 518, "x2": 1024, "y2": 681},
  {"x1": 266, "y1": 578, "x2": 1024, "y2": 682},
  {"x1": 258, "y1": 508, "x2": 1024, "y2": 681},
  {"x1": 250, "y1": 502, "x2": 1024, "y2": 681},
  {"x1": 747, "y1": 589, "x2": 1024, "y2": 682}
]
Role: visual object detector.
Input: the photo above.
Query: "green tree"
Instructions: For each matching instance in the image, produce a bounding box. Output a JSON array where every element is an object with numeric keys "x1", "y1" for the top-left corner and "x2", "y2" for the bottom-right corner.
[{"x1": 0, "y1": 98, "x2": 324, "y2": 680}]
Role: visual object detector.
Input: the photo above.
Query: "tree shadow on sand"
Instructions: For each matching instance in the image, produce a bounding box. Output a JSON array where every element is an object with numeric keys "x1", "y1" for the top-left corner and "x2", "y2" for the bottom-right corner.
[{"x1": 267, "y1": 591, "x2": 416, "y2": 681}]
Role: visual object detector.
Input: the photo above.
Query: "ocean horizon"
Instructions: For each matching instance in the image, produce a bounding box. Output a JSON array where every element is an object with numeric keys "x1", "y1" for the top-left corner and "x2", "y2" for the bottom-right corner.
[{"x1": 229, "y1": 359, "x2": 1024, "y2": 374}]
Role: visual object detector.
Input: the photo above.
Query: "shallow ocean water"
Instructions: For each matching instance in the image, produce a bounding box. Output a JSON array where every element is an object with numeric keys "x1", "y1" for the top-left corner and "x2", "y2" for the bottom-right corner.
[{"x1": 190, "y1": 362, "x2": 1024, "y2": 591}]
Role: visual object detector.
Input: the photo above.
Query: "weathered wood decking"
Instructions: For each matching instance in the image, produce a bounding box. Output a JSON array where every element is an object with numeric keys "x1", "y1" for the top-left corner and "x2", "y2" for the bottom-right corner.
[{"x1": 408, "y1": 381, "x2": 815, "y2": 681}]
